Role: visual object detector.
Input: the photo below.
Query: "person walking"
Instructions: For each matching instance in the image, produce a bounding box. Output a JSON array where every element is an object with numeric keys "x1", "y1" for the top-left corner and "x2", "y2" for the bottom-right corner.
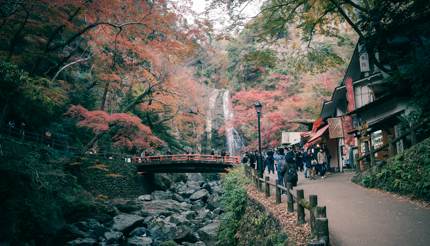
[
  {"x1": 265, "y1": 149, "x2": 275, "y2": 174},
  {"x1": 317, "y1": 148, "x2": 327, "y2": 177},
  {"x1": 274, "y1": 148, "x2": 286, "y2": 186},
  {"x1": 295, "y1": 148, "x2": 303, "y2": 172},
  {"x1": 303, "y1": 149, "x2": 312, "y2": 178},
  {"x1": 285, "y1": 147, "x2": 298, "y2": 187}
]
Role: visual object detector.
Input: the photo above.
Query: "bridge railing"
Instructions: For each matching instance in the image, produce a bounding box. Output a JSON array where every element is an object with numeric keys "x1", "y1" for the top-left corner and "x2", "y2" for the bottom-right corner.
[{"x1": 140, "y1": 154, "x2": 240, "y2": 164}]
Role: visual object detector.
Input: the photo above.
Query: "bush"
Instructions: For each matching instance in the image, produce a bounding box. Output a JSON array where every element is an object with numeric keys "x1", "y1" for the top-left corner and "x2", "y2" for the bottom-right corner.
[
  {"x1": 355, "y1": 137, "x2": 430, "y2": 201},
  {"x1": 217, "y1": 168, "x2": 248, "y2": 245},
  {"x1": 217, "y1": 167, "x2": 288, "y2": 245}
]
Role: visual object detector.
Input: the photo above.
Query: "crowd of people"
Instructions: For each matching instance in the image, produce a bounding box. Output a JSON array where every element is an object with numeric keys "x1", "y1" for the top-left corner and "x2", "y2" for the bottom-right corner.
[{"x1": 242, "y1": 144, "x2": 331, "y2": 188}]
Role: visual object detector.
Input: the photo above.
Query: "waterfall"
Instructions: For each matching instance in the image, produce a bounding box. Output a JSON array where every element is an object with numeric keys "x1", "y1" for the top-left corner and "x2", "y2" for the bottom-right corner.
[
  {"x1": 206, "y1": 89, "x2": 219, "y2": 146},
  {"x1": 222, "y1": 90, "x2": 244, "y2": 155}
]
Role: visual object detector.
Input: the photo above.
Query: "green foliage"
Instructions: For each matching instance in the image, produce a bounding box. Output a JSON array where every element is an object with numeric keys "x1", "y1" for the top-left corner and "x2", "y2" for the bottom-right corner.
[
  {"x1": 236, "y1": 201, "x2": 288, "y2": 246},
  {"x1": 356, "y1": 137, "x2": 430, "y2": 201},
  {"x1": 0, "y1": 138, "x2": 108, "y2": 244},
  {"x1": 218, "y1": 168, "x2": 288, "y2": 245},
  {"x1": 218, "y1": 168, "x2": 248, "y2": 245},
  {"x1": 226, "y1": 40, "x2": 278, "y2": 87},
  {"x1": 0, "y1": 61, "x2": 68, "y2": 128}
]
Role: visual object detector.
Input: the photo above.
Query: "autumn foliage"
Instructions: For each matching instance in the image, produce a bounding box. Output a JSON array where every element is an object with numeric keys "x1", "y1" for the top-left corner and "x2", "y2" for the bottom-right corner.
[{"x1": 66, "y1": 105, "x2": 163, "y2": 149}]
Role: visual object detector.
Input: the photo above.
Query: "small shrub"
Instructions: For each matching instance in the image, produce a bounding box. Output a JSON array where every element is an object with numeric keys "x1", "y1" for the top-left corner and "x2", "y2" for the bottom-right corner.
[{"x1": 355, "y1": 137, "x2": 430, "y2": 201}]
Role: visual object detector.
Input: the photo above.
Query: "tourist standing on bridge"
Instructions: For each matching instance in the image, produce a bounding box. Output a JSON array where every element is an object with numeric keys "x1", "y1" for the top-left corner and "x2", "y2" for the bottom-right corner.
[{"x1": 274, "y1": 148, "x2": 286, "y2": 186}]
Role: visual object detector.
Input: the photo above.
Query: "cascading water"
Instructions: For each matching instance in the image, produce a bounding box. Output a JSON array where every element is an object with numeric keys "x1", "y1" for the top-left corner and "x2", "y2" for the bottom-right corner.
[
  {"x1": 206, "y1": 89, "x2": 219, "y2": 147},
  {"x1": 222, "y1": 90, "x2": 244, "y2": 155}
]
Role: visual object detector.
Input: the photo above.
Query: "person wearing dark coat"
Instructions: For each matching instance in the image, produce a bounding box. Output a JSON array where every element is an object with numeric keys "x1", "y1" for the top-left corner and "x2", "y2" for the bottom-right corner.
[
  {"x1": 249, "y1": 151, "x2": 257, "y2": 169},
  {"x1": 284, "y1": 147, "x2": 298, "y2": 187},
  {"x1": 264, "y1": 150, "x2": 275, "y2": 174}
]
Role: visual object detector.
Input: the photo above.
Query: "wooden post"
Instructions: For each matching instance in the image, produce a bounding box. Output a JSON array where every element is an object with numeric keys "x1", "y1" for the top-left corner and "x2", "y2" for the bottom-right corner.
[
  {"x1": 316, "y1": 206, "x2": 327, "y2": 218},
  {"x1": 307, "y1": 240, "x2": 325, "y2": 246},
  {"x1": 388, "y1": 135, "x2": 395, "y2": 156},
  {"x1": 315, "y1": 217, "x2": 329, "y2": 244},
  {"x1": 309, "y1": 194, "x2": 318, "y2": 234},
  {"x1": 265, "y1": 176, "x2": 270, "y2": 197},
  {"x1": 369, "y1": 144, "x2": 375, "y2": 167},
  {"x1": 297, "y1": 189, "x2": 305, "y2": 224},
  {"x1": 275, "y1": 182, "x2": 281, "y2": 204},
  {"x1": 287, "y1": 182, "x2": 294, "y2": 212}
]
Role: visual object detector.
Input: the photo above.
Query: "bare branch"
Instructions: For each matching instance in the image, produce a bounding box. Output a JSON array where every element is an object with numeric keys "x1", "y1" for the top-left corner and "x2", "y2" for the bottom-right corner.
[{"x1": 51, "y1": 56, "x2": 91, "y2": 83}]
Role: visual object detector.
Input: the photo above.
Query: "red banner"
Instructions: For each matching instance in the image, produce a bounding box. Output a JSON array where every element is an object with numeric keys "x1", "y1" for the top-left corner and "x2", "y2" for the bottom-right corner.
[{"x1": 345, "y1": 77, "x2": 355, "y2": 112}]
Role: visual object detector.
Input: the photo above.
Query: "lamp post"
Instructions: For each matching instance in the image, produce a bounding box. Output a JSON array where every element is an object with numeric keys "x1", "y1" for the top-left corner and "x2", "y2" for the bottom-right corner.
[{"x1": 254, "y1": 101, "x2": 263, "y2": 177}]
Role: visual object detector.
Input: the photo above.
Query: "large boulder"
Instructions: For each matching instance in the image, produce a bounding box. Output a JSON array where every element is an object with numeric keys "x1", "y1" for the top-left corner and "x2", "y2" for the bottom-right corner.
[
  {"x1": 168, "y1": 214, "x2": 190, "y2": 225},
  {"x1": 73, "y1": 219, "x2": 107, "y2": 239},
  {"x1": 113, "y1": 200, "x2": 141, "y2": 213},
  {"x1": 127, "y1": 236, "x2": 153, "y2": 246},
  {"x1": 182, "y1": 211, "x2": 197, "y2": 220},
  {"x1": 153, "y1": 173, "x2": 187, "y2": 190},
  {"x1": 186, "y1": 173, "x2": 205, "y2": 182},
  {"x1": 112, "y1": 214, "x2": 145, "y2": 233},
  {"x1": 103, "y1": 231, "x2": 123, "y2": 244},
  {"x1": 151, "y1": 190, "x2": 173, "y2": 200},
  {"x1": 140, "y1": 199, "x2": 191, "y2": 217},
  {"x1": 129, "y1": 227, "x2": 147, "y2": 237},
  {"x1": 206, "y1": 194, "x2": 220, "y2": 211},
  {"x1": 197, "y1": 221, "x2": 220, "y2": 244},
  {"x1": 137, "y1": 194, "x2": 152, "y2": 202},
  {"x1": 189, "y1": 189, "x2": 209, "y2": 202},
  {"x1": 66, "y1": 238, "x2": 97, "y2": 246}
]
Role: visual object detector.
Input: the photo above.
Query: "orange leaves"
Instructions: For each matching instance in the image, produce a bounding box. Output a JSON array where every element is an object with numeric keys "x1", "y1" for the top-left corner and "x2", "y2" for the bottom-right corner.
[{"x1": 66, "y1": 105, "x2": 163, "y2": 149}]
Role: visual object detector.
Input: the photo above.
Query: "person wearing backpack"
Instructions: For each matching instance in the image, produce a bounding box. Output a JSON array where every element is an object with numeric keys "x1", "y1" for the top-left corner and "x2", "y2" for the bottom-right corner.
[
  {"x1": 274, "y1": 148, "x2": 286, "y2": 186},
  {"x1": 285, "y1": 147, "x2": 298, "y2": 187}
]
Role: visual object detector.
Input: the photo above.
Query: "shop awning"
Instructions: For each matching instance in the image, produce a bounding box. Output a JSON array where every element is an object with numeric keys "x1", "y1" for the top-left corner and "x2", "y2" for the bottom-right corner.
[{"x1": 306, "y1": 125, "x2": 329, "y2": 146}]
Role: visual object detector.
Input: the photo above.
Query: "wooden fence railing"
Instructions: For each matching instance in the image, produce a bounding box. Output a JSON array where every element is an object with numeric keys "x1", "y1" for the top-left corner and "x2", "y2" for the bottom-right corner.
[
  {"x1": 244, "y1": 165, "x2": 330, "y2": 246},
  {"x1": 356, "y1": 118, "x2": 430, "y2": 168}
]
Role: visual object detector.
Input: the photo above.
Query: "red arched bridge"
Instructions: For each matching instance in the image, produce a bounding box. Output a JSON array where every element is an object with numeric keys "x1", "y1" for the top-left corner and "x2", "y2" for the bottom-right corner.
[{"x1": 135, "y1": 154, "x2": 240, "y2": 174}]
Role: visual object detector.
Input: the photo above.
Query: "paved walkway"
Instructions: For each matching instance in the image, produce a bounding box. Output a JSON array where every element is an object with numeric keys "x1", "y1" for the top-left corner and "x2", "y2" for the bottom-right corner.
[{"x1": 291, "y1": 172, "x2": 430, "y2": 246}]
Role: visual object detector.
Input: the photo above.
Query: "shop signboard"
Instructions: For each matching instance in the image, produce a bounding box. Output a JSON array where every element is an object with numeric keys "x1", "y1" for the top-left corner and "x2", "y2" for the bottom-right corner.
[{"x1": 328, "y1": 117, "x2": 344, "y2": 139}]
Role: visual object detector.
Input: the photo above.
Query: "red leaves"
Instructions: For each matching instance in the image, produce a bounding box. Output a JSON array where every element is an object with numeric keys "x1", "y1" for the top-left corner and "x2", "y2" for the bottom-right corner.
[{"x1": 66, "y1": 105, "x2": 163, "y2": 149}]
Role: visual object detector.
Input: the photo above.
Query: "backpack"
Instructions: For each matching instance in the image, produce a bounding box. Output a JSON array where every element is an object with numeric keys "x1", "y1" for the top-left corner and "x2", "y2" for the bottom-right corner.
[
  {"x1": 285, "y1": 151, "x2": 295, "y2": 163},
  {"x1": 278, "y1": 159, "x2": 287, "y2": 175}
]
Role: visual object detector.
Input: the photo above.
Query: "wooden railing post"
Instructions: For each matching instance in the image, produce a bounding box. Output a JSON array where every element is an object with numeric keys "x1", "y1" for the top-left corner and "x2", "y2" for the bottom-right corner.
[
  {"x1": 369, "y1": 144, "x2": 375, "y2": 167},
  {"x1": 287, "y1": 182, "x2": 294, "y2": 212},
  {"x1": 309, "y1": 194, "x2": 318, "y2": 235},
  {"x1": 297, "y1": 189, "x2": 305, "y2": 224},
  {"x1": 315, "y1": 218, "x2": 329, "y2": 244},
  {"x1": 316, "y1": 206, "x2": 327, "y2": 218},
  {"x1": 388, "y1": 135, "x2": 395, "y2": 156},
  {"x1": 264, "y1": 176, "x2": 270, "y2": 197},
  {"x1": 275, "y1": 181, "x2": 281, "y2": 204}
]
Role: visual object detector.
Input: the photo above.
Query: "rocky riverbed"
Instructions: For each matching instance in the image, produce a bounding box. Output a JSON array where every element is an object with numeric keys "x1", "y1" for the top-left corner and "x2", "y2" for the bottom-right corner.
[{"x1": 63, "y1": 174, "x2": 223, "y2": 246}]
